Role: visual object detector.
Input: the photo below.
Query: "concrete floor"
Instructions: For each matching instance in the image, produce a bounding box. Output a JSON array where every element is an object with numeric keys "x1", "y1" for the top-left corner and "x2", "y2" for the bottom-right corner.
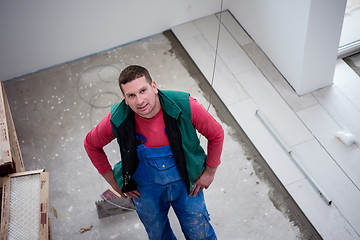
[{"x1": 4, "y1": 32, "x2": 318, "y2": 239}]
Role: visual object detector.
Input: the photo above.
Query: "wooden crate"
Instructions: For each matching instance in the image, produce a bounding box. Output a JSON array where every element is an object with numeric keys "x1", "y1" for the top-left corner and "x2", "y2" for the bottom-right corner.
[
  {"x1": 1, "y1": 170, "x2": 49, "y2": 240},
  {"x1": 0, "y1": 81, "x2": 25, "y2": 175}
]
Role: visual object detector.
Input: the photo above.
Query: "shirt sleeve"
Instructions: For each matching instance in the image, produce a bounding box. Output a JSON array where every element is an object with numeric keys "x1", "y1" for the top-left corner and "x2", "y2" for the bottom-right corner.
[
  {"x1": 84, "y1": 112, "x2": 115, "y2": 174},
  {"x1": 190, "y1": 96, "x2": 224, "y2": 167}
]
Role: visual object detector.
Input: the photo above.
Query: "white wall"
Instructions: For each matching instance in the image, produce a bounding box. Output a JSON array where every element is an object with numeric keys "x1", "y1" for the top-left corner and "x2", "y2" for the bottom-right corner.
[
  {"x1": 227, "y1": 0, "x2": 346, "y2": 95},
  {"x1": 1, "y1": 0, "x2": 347, "y2": 94},
  {"x1": 300, "y1": 0, "x2": 347, "y2": 94},
  {"x1": 0, "y1": 0, "x2": 221, "y2": 81}
]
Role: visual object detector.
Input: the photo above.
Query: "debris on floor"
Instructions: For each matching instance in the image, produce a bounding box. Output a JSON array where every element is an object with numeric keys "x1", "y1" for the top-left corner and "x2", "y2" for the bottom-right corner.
[
  {"x1": 335, "y1": 129, "x2": 359, "y2": 147},
  {"x1": 80, "y1": 225, "x2": 93, "y2": 233}
]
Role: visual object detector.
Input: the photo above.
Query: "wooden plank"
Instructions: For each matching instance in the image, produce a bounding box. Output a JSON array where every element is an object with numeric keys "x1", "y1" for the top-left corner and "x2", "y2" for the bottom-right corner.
[
  {"x1": 39, "y1": 172, "x2": 49, "y2": 239},
  {"x1": 8, "y1": 169, "x2": 44, "y2": 178},
  {"x1": 0, "y1": 176, "x2": 11, "y2": 240},
  {"x1": 0, "y1": 82, "x2": 13, "y2": 176},
  {"x1": 1, "y1": 81, "x2": 25, "y2": 173}
]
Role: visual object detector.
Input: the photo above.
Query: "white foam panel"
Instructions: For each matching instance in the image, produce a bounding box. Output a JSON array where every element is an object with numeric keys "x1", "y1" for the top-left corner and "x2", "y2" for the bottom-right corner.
[{"x1": 8, "y1": 174, "x2": 41, "y2": 239}]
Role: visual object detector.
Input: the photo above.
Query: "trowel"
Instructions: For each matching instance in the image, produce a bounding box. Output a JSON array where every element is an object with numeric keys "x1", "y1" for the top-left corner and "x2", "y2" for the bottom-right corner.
[{"x1": 95, "y1": 188, "x2": 135, "y2": 219}]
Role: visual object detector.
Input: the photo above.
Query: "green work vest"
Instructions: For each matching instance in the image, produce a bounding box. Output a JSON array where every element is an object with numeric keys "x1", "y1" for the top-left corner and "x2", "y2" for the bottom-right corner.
[{"x1": 111, "y1": 90, "x2": 207, "y2": 192}]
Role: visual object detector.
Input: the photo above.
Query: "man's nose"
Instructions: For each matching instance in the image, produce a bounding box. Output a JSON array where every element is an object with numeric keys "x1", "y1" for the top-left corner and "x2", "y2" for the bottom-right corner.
[{"x1": 136, "y1": 95, "x2": 144, "y2": 104}]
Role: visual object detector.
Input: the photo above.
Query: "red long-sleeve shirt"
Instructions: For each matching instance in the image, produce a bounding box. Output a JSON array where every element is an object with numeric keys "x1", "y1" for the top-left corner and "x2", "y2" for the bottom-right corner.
[{"x1": 84, "y1": 96, "x2": 224, "y2": 174}]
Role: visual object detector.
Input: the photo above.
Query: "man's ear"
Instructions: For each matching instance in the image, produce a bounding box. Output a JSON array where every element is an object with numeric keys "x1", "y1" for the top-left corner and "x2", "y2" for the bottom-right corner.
[
  {"x1": 122, "y1": 93, "x2": 128, "y2": 105},
  {"x1": 152, "y1": 81, "x2": 158, "y2": 94}
]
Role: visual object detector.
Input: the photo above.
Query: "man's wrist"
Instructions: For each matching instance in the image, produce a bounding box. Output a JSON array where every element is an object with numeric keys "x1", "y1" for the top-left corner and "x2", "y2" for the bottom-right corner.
[{"x1": 205, "y1": 164, "x2": 217, "y2": 174}]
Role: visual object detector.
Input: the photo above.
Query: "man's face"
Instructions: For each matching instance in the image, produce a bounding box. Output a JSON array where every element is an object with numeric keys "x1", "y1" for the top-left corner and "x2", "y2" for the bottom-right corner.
[{"x1": 121, "y1": 76, "x2": 160, "y2": 118}]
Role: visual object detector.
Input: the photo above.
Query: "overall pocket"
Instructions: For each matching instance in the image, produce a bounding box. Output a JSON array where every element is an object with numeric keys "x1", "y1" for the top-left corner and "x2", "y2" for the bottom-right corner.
[{"x1": 145, "y1": 155, "x2": 182, "y2": 185}]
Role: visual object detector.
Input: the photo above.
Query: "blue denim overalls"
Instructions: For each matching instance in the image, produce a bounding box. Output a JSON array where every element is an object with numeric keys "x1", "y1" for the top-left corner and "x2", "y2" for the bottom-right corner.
[{"x1": 132, "y1": 144, "x2": 217, "y2": 240}]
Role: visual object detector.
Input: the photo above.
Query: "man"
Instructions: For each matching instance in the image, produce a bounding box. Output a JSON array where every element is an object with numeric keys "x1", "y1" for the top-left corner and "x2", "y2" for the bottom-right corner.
[{"x1": 84, "y1": 65, "x2": 224, "y2": 239}]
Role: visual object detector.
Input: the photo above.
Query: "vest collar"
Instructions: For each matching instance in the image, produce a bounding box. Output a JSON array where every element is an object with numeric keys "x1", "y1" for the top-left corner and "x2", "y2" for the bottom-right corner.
[
  {"x1": 111, "y1": 89, "x2": 182, "y2": 128},
  {"x1": 158, "y1": 89, "x2": 182, "y2": 119}
]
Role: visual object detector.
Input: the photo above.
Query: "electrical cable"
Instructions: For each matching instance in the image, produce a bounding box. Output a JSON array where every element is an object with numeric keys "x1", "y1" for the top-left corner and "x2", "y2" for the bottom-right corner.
[
  {"x1": 76, "y1": 63, "x2": 129, "y2": 128},
  {"x1": 206, "y1": 0, "x2": 223, "y2": 112},
  {"x1": 76, "y1": 64, "x2": 122, "y2": 109},
  {"x1": 100, "y1": 193, "x2": 135, "y2": 211},
  {"x1": 198, "y1": 0, "x2": 223, "y2": 142}
]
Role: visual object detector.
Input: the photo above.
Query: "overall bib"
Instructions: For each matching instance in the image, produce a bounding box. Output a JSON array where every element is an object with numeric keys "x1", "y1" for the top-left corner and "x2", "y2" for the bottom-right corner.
[{"x1": 132, "y1": 144, "x2": 216, "y2": 240}]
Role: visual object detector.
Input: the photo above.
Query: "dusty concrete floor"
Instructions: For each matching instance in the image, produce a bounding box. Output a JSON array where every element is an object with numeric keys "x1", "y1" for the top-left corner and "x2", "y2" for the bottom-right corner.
[{"x1": 4, "y1": 32, "x2": 318, "y2": 239}]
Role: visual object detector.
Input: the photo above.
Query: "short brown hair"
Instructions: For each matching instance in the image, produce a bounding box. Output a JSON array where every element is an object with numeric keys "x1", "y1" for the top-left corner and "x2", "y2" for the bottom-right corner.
[{"x1": 118, "y1": 65, "x2": 152, "y2": 92}]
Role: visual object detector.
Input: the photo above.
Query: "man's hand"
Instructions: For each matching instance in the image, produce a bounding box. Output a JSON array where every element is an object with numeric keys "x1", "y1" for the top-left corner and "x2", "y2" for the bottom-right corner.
[
  {"x1": 124, "y1": 190, "x2": 140, "y2": 198},
  {"x1": 112, "y1": 184, "x2": 140, "y2": 199},
  {"x1": 102, "y1": 170, "x2": 140, "y2": 198},
  {"x1": 190, "y1": 165, "x2": 217, "y2": 197}
]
